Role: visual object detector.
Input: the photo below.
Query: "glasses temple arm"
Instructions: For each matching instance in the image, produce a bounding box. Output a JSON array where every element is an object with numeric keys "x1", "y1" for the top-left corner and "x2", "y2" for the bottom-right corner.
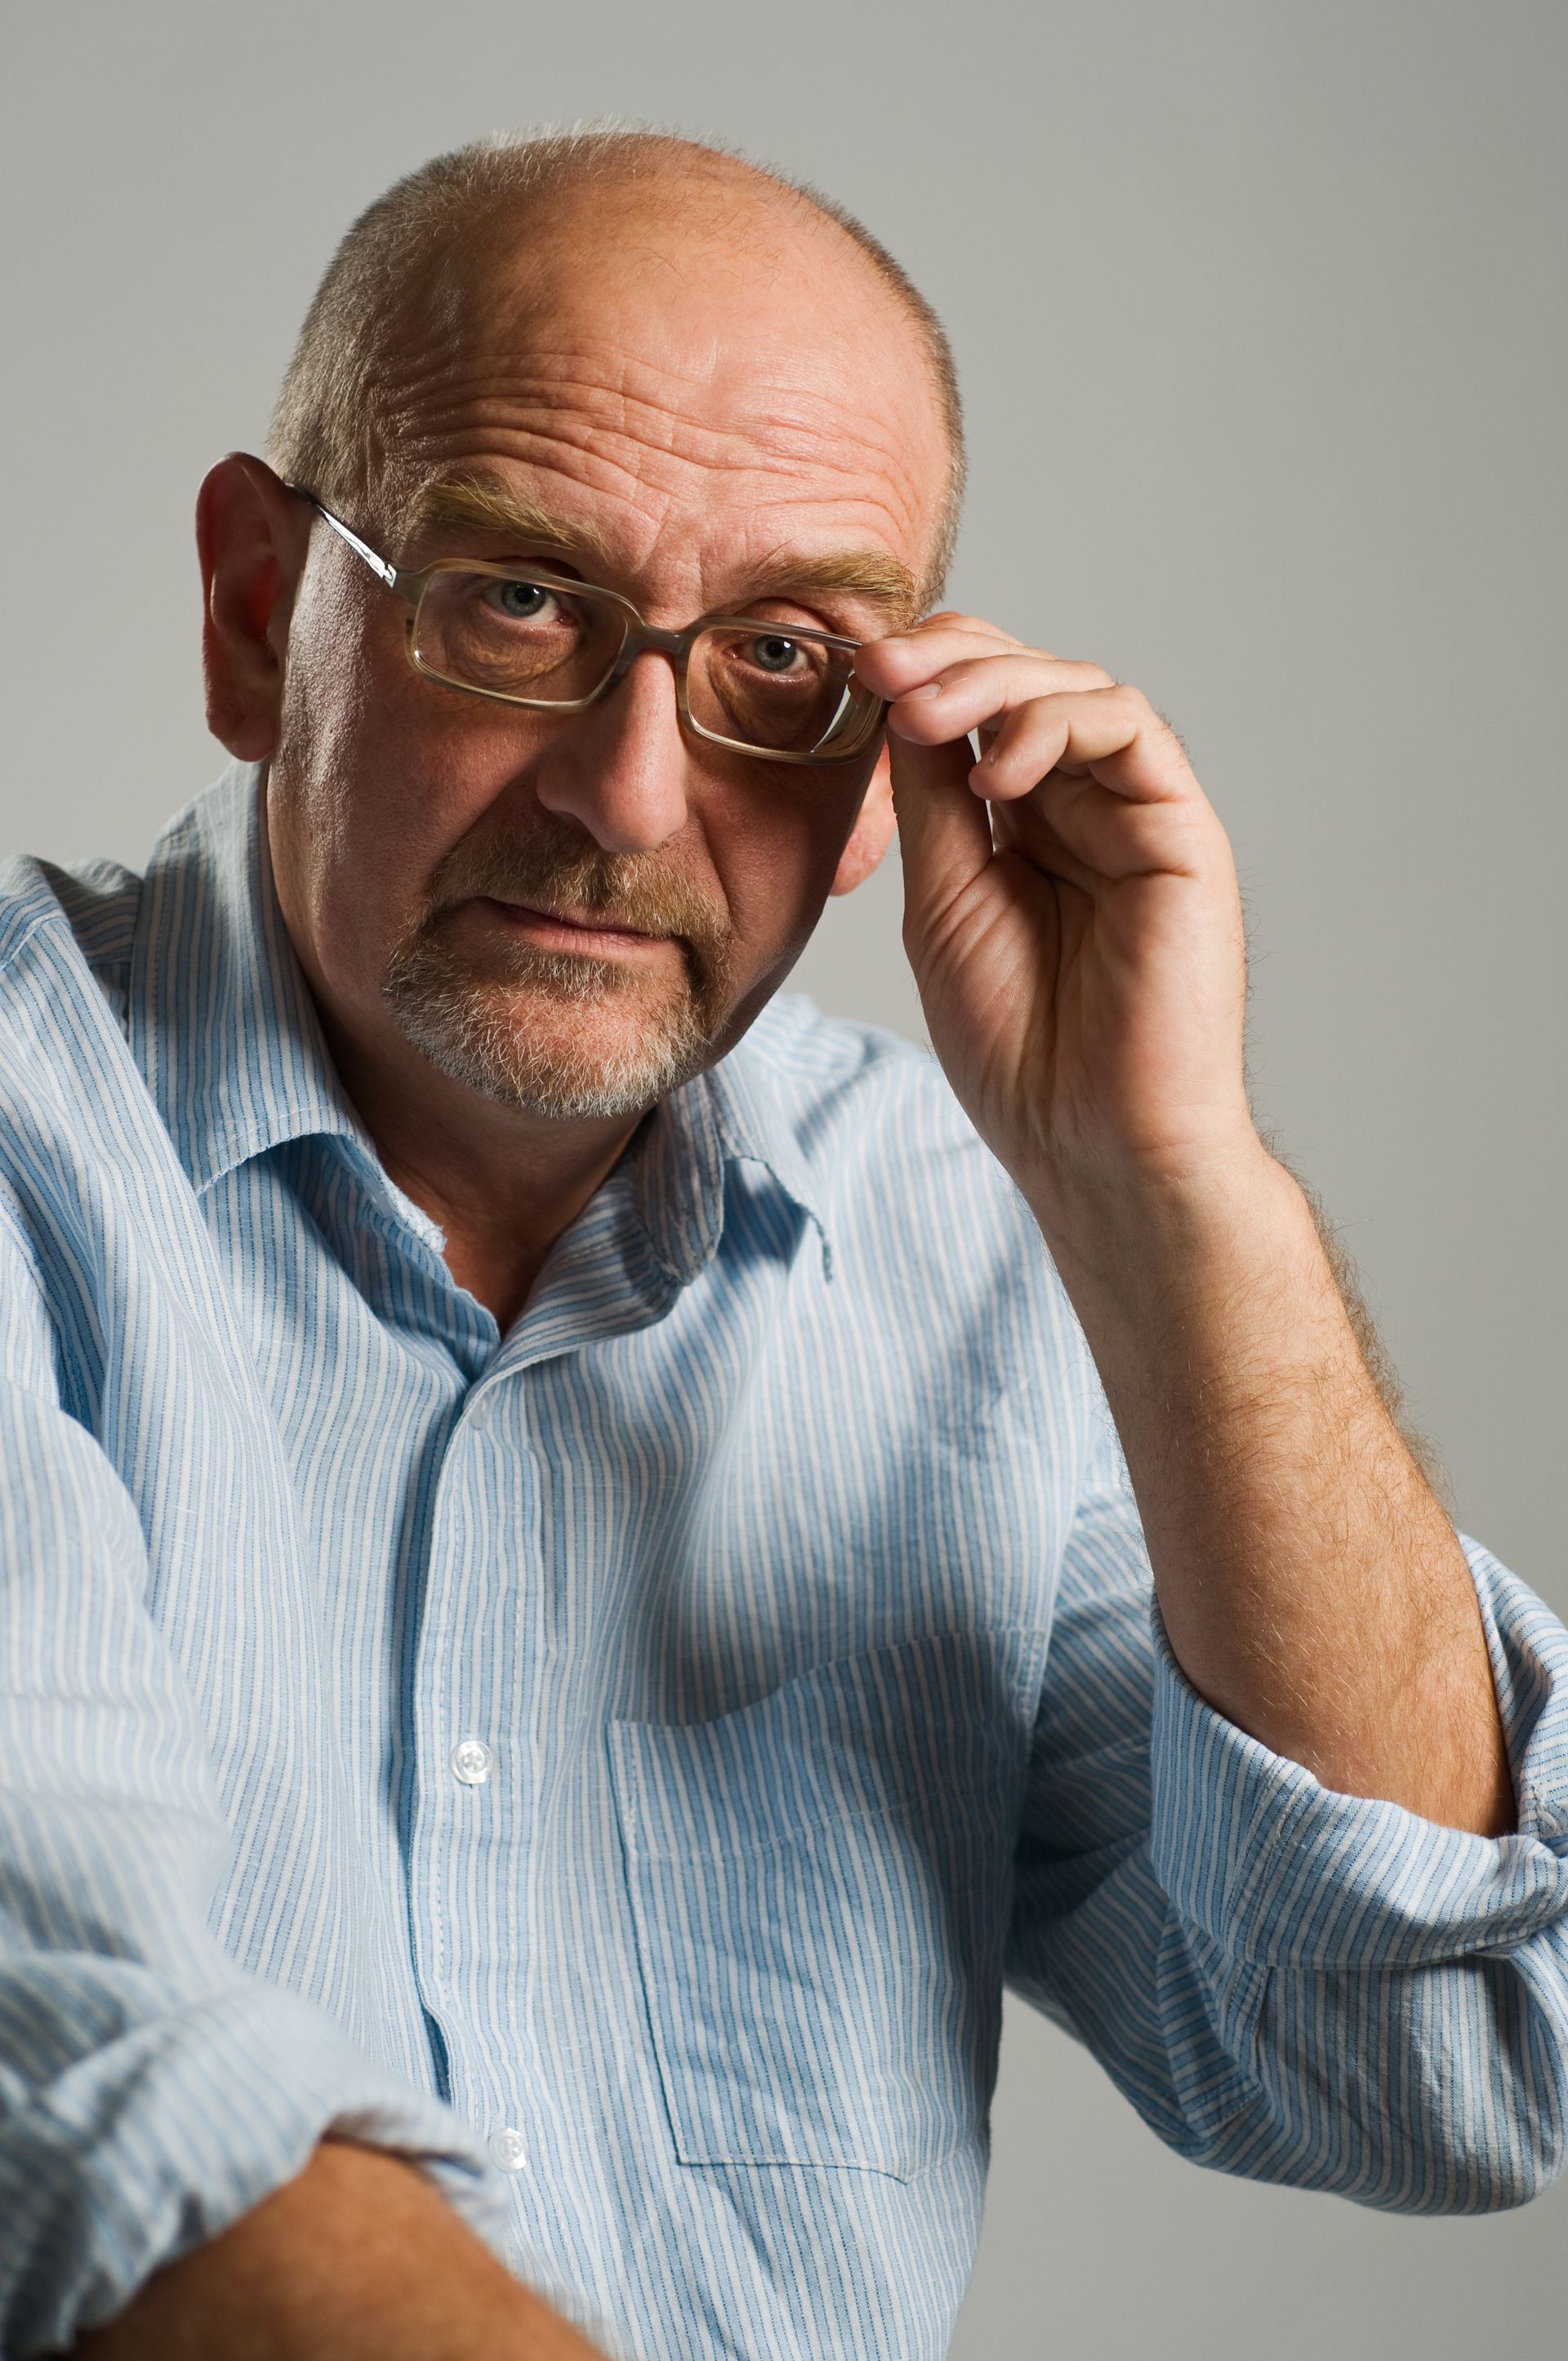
[{"x1": 289, "y1": 488, "x2": 401, "y2": 587}]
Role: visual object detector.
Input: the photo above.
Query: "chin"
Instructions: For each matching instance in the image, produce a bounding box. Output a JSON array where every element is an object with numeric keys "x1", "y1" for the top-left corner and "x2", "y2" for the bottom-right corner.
[{"x1": 389, "y1": 962, "x2": 716, "y2": 1122}]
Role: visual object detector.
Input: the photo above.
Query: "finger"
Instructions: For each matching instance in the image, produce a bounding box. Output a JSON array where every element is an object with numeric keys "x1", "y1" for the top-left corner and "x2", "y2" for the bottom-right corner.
[
  {"x1": 902, "y1": 609, "x2": 1025, "y2": 644},
  {"x1": 972, "y1": 687, "x2": 1191, "y2": 806},
  {"x1": 858, "y1": 625, "x2": 1077, "y2": 696},
  {"x1": 989, "y1": 792, "x2": 1106, "y2": 898},
  {"x1": 856, "y1": 628, "x2": 1025, "y2": 701},
  {"x1": 856, "y1": 610, "x2": 1106, "y2": 690},
  {"x1": 882, "y1": 653, "x2": 1122, "y2": 744},
  {"x1": 991, "y1": 767, "x2": 1211, "y2": 885},
  {"x1": 885, "y1": 729, "x2": 996, "y2": 942},
  {"x1": 909, "y1": 609, "x2": 1022, "y2": 635}
]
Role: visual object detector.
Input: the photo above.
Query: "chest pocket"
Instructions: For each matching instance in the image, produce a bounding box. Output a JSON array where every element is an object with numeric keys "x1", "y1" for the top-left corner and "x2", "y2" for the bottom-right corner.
[{"x1": 608, "y1": 1628, "x2": 1046, "y2": 2181}]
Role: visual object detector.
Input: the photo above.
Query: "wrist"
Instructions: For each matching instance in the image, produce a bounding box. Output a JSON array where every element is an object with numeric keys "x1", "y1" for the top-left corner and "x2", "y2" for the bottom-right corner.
[
  {"x1": 1025, "y1": 1134, "x2": 1301, "y2": 1312},
  {"x1": 1034, "y1": 1149, "x2": 1364, "y2": 1472}
]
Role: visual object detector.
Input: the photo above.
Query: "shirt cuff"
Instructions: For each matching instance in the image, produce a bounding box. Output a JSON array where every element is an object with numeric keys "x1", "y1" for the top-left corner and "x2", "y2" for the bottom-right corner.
[
  {"x1": 1, "y1": 1971, "x2": 510, "y2": 2356},
  {"x1": 1148, "y1": 1537, "x2": 1568, "y2": 1971}
]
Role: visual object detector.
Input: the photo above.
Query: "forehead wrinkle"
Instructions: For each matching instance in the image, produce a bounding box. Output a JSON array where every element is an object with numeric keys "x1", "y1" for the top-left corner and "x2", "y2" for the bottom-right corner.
[
  {"x1": 374, "y1": 350, "x2": 923, "y2": 488},
  {"x1": 398, "y1": 424, "x2": 924, "y2": 604},
  {"x1": 368, "y1": 323, "x2": 940, "y2": 529},
  {"x1": 381, "y1": 404, "x2": 933, "y2": 581}
]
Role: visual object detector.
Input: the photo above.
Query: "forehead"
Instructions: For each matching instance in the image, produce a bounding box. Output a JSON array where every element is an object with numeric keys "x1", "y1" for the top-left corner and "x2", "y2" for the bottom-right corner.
[{"x1": 363, "y1": 188, "x2": 950, "y2": 603}]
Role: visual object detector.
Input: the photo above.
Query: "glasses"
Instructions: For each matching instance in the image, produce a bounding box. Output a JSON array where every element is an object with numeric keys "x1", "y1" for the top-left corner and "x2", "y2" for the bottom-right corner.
[{"x1": 292, "y1": 490, "x2": 888, "y2": 767}]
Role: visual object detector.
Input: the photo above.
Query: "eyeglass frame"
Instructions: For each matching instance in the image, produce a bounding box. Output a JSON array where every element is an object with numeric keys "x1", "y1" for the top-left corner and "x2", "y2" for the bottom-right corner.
[{"x1": 288, "y1": 487, "x2": 890, "y2": 768}]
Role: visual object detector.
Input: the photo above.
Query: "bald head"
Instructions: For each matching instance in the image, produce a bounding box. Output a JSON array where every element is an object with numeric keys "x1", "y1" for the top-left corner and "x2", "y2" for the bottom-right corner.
[{"x1": 267, "y1": 128, "x2": 964, "y2": 604}]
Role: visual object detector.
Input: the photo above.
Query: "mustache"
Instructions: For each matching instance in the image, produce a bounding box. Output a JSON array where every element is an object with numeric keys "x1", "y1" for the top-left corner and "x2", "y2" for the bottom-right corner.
[{"x1": 421, "y1": 817, "x2": 727, "y2": 951}]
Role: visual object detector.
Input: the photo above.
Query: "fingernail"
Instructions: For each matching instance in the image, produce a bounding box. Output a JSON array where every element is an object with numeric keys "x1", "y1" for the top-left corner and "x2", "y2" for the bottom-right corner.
[{"x1": 914, "y1": 679, "x2": 947, "y2": 697}]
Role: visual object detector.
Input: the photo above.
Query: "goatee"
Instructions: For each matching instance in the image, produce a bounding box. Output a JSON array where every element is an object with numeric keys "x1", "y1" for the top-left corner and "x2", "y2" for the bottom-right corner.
[{"x1": 383, "y1": 817, "x2": 735, "y2": 1120}]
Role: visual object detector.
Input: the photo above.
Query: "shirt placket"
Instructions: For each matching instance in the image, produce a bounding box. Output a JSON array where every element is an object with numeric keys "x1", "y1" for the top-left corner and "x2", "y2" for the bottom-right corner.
[
  {"x1": 403, "y1": 1370, "x2": 542, "y2": 2187},
  {"x1": 402, "y1": 1173, "x2": 698, "y2": 2219}
]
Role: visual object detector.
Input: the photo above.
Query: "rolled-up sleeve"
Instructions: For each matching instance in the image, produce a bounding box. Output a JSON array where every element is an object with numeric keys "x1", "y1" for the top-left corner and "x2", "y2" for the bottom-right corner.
[
  {"x1": 1008, "y1": 1431, "x2": 1568, "y2": 2213},
  {"x1": 0, "y1": 1263, "x2": 509, "y2": 2354}
]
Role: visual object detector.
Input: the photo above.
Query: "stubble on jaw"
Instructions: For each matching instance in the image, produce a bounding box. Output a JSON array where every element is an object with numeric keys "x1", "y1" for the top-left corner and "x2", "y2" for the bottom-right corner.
[{"x1": 382, "y1": 817, "x2": 737, "y2": 1120}]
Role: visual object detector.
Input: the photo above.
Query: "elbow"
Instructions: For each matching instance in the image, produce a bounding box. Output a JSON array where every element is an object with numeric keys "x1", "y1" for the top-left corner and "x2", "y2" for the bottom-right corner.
[
  {"x1": 1365, "y1": 2069, "x2": 1568, "y2": 2216},
  {"x1": 1429, "y1": 2118, "x2": 1566, "y2": 2216}
]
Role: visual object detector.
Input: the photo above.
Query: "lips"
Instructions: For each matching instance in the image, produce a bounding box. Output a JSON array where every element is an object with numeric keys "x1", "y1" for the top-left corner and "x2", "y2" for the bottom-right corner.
[{"x1": 482, "y1": 896, "x2": 664, "y2": 949}]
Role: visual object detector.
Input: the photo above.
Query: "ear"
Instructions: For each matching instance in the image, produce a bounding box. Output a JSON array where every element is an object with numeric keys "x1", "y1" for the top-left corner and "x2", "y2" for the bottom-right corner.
[
  {"x1": 195, "y1": 452, "x2": 313, "y2": 761},
  {"x1": 829, "y1": 742, "x2": 896, "y2": 898}
]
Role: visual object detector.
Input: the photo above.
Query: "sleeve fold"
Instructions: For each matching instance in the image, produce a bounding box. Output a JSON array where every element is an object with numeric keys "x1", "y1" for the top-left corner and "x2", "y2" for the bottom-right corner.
[
  {"x1": 4, "y1": 1972, "x2": 510, "y2": 2356},
  {"x1": 0, "y1": 1230, "x2": 507, "y2": 2357},
  {"x1": 1149, "y1": 1542, "x2": 1568, "y2": 1974},
  {"x1": 1009, "y1": 1440, "x2": 1568, "y2": 2214}
]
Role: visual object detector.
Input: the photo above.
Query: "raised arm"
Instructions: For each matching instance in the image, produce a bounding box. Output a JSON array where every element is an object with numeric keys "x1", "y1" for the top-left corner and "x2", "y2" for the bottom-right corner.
[{"x1": 858, "y1": 617, "x2": 1510, "y2": 1833}]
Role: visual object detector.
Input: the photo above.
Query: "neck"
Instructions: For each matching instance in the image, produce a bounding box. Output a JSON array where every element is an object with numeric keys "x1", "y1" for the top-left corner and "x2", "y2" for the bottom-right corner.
[{"x1": 318, "y1": 1005, "x2": 647, "y2": 1332}]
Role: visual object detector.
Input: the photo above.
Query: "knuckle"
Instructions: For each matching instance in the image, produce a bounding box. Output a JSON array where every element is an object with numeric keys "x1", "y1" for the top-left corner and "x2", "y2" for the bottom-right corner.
[{"x1": 1050, "y1": 654, "x2": 1107, "y2": 683}]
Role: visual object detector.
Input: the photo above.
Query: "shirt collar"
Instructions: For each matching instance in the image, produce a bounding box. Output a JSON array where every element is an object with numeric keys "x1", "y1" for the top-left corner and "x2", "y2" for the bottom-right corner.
[
  {"x1": 127, "y1": 761, "x2": 363, "y2": 1194},
  {"x1": 699, "y1": 1048, "x2": 833, "y2": 1279},
  {"x1": 628, "y1": 1049, "x2": 832, "y2": 1289},
  {"x1": 127, "y1": 760, "x2": 833, "y2": 1277}
]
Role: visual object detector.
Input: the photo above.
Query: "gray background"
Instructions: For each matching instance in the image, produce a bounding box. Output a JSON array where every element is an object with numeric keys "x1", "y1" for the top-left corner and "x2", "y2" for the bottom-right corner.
[{"x1": 2, "y1": 2, "x2": 1563, "y2": 2354}]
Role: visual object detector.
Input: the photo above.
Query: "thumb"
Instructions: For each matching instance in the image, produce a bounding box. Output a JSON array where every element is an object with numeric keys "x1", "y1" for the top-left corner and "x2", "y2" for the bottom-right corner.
[{"x1": 889, "y1": 728, "x2": 994, "y2": 944}]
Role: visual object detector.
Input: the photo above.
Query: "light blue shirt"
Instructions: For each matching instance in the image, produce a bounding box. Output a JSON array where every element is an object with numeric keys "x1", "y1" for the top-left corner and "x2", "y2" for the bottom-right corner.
[{"x1": 2, "y1": 764, "x2": 1566, "y2": 2359}]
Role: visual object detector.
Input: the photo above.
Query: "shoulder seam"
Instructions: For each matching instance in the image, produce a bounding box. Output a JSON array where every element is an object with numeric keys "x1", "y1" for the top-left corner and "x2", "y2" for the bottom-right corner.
[{"x1": 0, "y1": 905, "x2": 69, "y2": 985}]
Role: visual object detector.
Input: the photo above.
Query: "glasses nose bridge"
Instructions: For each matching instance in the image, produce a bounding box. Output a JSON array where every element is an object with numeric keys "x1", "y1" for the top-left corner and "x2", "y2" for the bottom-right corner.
[{"x1": 603, "y1": 613, "x2": 693, "y2": 695}]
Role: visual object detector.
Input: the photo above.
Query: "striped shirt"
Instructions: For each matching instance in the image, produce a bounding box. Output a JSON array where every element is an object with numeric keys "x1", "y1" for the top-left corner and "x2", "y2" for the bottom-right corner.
[{"x1": 2, "y1": 760, "x2": 1566, "y2": 2359}]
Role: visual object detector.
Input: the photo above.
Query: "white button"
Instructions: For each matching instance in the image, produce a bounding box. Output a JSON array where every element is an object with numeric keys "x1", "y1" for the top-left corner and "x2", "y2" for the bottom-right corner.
[
  {"x1": 449, "y1": 1735, "x2": 493, "y2": 1787},
  {"x1": 488, "y1": 2124, "x2": 528, "y2": 2172}
]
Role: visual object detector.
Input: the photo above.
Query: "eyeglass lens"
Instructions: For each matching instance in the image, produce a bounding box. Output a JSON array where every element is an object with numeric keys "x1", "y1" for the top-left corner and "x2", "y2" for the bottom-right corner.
[{"x1": 411, "y1": 571, "x2": 871, "y2": 756}]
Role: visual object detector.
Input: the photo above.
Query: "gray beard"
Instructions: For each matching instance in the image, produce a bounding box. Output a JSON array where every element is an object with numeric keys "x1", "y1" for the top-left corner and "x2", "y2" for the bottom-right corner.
[
  {"x1": 381, "y1": 819, "x2": 735, "y2": 1120},
  {"x1": 383, "y1": 929, "x2": 717, "y2": 1120}
]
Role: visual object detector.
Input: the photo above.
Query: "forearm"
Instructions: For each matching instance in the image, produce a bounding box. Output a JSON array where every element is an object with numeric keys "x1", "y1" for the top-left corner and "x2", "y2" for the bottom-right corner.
[
  {"x1": 69, "y1": 2141, "x2": 605, "y2": 2361},
  {"x1": 1036, "y1": 1145, "x2": 1513, "y2": 1834}
]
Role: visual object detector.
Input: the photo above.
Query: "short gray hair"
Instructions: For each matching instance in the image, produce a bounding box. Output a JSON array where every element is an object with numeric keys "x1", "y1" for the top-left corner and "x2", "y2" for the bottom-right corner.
[{"x1": 267, "y1": 125, "x2": 965, "y2": 602}]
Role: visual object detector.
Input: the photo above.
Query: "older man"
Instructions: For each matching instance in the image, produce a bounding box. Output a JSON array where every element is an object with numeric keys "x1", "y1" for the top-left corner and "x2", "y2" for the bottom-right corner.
[{"x1": 1, "y1": 128, "x2": 1564, "y2": 2361}]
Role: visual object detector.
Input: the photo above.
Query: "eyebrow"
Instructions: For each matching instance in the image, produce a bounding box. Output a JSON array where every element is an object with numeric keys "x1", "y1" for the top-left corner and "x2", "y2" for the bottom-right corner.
[
  {"x1": 400, "y1": 470, "x2": 922, "y2": 632},
  {"x1": 399, "y1": 474, "x2": 619, "y2": 570},
  {"x1": 740, "y1": 546, "x2": 921, "y2": 631}
]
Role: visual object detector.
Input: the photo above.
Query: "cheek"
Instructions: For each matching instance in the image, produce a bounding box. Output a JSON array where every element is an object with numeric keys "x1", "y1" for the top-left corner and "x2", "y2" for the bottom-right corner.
[
  {"x1": 277, "y1": 585, "x2": 507, "y2": 883},
  {"x1": 271, "y1": 585, "x2": 521, "y2": 989},
  {"x1": 709, "y1": 785, "x2": 862, "y2": 968},
  {"x1": 283, "y1": 585, "x2": 460, "y2": 836}
]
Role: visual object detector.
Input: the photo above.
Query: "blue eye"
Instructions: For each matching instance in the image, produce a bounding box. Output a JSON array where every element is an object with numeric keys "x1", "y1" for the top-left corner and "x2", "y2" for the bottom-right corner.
[
  {"x1": 492, "y1": 580, "x2": 551, "y2": 620},
  {"x1": 751, "y1": 634, "x2": 803, "y2": 673}
]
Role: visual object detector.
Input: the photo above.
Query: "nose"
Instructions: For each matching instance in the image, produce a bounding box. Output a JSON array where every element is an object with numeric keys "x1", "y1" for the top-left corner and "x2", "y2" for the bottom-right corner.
[{"x1": 529, "y1": 648, "x2": 693, "y2": 855}]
